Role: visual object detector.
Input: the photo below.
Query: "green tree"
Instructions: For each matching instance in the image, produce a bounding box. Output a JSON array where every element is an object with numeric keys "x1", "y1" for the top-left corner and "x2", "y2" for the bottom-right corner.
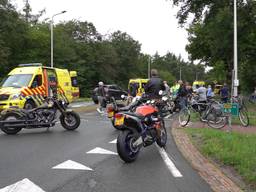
[{"x1": 171, "y1": 0, "x2": 256, "y2": 92}]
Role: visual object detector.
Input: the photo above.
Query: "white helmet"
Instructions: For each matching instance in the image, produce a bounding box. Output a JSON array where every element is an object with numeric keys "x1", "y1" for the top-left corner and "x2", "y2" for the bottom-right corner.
[{"x1": 98, "y1": 81, "x2": 104, "y2": 86}]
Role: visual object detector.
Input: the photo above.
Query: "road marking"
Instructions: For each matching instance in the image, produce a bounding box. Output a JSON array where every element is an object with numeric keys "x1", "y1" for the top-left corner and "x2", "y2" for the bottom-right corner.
[
  {"x1": 156, "y1": 145, "x2": 183, "y2": 178},
  {"x1": 86, "y1": 147, "x2": 117, "y2": 155},
  {"x1": 109, "y1": 139, "x2": 117, "y2": 144},
  {"x1": 0, "y1": 178, "x2": 45, "y2": 192},
  {"x1": 52, "y1": 160, "x2": 93, "y2": 171}
]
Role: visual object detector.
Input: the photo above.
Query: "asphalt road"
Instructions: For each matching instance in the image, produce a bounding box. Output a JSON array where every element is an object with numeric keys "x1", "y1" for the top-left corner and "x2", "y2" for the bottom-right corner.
[{"x1": 0, "y1": 110, "x2": 212, "y2": 192}]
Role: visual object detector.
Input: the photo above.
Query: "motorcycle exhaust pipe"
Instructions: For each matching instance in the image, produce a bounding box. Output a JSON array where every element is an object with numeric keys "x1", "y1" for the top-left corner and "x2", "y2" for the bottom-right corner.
[
  {"x1": 132, "y1": 136, "x2": 143, "y2": 148},
  {"x1": 0, "y1": 122, "x2": 54, "y2": 129}
]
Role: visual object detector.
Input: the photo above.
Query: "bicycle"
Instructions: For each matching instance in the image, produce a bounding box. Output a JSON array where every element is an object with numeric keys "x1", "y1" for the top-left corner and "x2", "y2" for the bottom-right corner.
[
  {"x1": 231, "y1": 96, "x2": 249, "y2": 127},
  {"x1": 179, "y1": 96, "x2": 227, "y2": 129}
]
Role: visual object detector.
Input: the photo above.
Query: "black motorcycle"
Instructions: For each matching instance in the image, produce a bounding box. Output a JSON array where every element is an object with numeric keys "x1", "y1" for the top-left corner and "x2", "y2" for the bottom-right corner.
[{"x1": 0, "y1": 97, "x2": 80, "y2": 135}]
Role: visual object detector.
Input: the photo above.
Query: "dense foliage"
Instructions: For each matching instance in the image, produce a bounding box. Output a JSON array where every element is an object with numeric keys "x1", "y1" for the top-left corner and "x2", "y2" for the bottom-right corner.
[
  {"x1": 0, "y1": 1, "x2": 205, "y2": 96},
  {"x1": 172, "y1": 0, "x2": 256, "y2": 93}
]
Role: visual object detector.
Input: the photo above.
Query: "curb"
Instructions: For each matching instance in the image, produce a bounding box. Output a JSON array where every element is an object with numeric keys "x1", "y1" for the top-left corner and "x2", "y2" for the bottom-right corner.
[{"x1": 171, "y1": 126, "x2": 242, "y2": 192}]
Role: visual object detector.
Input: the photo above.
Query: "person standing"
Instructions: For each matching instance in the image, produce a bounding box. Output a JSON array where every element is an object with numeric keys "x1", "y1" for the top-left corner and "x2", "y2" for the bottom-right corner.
[
  {"x1": 177, "y1": 80, "x2": 188, "y2": 109},
  {"x1": 163, "y1": 81, "x2": 170, "y2": 95},
  {"x1": 170, "y1": 81, "x2": 180, "y2": 97},
  {"x1": 97, "y1": 81, "x2": 106, "y2": 113},
  {"x1": 196, "y1": 84, "x2": 207, "y2": 102},
  {"x1": 144, "y1": 69, "x2": 165, "y2": 99},
  {"x1": 220, "y1": 83, "x2": 229, "y2": 103},
  {"x1": 206, "y1": 85, "x2": 214, "y2": 99}
]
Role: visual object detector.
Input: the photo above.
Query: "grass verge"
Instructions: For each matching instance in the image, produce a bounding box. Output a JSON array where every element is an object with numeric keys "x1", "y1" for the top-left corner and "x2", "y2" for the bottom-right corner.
[{"x1": 185, "y1": 128, "x2": 256, "y2": 190}]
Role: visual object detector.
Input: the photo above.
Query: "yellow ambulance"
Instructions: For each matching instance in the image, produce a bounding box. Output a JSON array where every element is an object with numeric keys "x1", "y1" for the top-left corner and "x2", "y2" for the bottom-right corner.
[
  {"x1": 128, "y1": 79, "x2": 149, "y2": 96},
  {"x1": 0, "y1": 63, "x2": 79, "y2": 110}
]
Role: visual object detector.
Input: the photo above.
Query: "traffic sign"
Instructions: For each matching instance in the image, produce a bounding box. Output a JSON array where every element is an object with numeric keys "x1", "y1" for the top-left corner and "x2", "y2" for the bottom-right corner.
[{"x1": 222, "y1": 103, "x2": 239, "y2": 116}]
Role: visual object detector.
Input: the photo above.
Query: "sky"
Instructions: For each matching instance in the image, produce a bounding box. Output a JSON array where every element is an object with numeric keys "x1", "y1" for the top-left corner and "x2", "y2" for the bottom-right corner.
[{"x1": 14, "y1": 0, "x2": 189, "y2": 61}]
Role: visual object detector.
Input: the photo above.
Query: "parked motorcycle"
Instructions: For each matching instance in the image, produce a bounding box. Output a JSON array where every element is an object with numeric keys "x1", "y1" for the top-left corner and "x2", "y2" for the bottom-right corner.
[
  {"x1": 106, "y1": 95, "x2": 144, "y2": 130},
  {"x1": 0, "y1": 97, "x2": 80, "y2": 135},
  {"x1": 115, "y1": 97, "x2": 167, "y2": 163}
]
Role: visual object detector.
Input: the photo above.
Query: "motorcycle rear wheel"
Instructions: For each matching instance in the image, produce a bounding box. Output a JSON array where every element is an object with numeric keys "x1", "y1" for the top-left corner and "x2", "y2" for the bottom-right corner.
[
  {"x1": 1, "y1": 113, "x2": 23, "y2": 135},
  {"x1": 60, "y1": 111, "x2": 80, "y2": 130},
  {"x1": 156, "y1": 120, "x2": 167, "y2": 147},
  {"x1": 117, "y1": 130, "x2": 140, "y2": 163}
]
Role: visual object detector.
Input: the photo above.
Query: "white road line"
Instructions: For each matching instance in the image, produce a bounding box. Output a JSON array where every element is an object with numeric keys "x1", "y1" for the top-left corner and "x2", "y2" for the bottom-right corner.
[
  {"x1": 109, "y1": 139, "x2": 117, "y2": 144},
  {"x1": 156, "y1": 145, "x2": 183, "y2": 178},
  {"x1": 86, "y1": 147, "x2": 117, "y2": 155},
  {"x1": 0, "y1": 178, "x2": 45, "y2": 192},
  {"x1": 52, "y1": 160, "x2": 93, "y2": 171}
]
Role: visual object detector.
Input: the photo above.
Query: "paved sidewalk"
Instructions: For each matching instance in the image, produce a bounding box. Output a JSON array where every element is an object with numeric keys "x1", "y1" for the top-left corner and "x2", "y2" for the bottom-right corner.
[{"x1": 171, "y1": 121, "x2": 243, "y2": 192}]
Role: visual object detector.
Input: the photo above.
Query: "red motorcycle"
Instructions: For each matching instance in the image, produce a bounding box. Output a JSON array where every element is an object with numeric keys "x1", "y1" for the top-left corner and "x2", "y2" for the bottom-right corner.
[
  {"x1": 115, "y1": 99, "x2": 167, "y2": 163},
  {"x1": 106, "y1": 96, "x2": 144, "y2": 130}
]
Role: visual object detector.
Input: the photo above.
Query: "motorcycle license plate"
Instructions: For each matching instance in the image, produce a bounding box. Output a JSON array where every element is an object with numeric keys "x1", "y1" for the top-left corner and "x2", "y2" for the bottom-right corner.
[
  {"x1": 108, "y1": 111, "x2": 114, "y2": 118},
  {"x1": 114, "y1": 116, "x2": 124, "y2": 126}
]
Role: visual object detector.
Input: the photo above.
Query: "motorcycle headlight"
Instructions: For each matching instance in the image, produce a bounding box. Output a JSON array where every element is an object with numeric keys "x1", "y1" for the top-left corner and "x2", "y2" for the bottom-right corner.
[
  {"x1": 162, "y1": 96, "x2": 168, "y2": 101},
  {"x1": 10, "y1": 93, "x2": 20, "y2": 100}
]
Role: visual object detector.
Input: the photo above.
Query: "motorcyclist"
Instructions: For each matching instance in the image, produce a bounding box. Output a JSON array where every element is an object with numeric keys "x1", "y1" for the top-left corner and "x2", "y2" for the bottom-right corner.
[{"x1": 144, "y1": 69, "x2": 165, "y2": 99}]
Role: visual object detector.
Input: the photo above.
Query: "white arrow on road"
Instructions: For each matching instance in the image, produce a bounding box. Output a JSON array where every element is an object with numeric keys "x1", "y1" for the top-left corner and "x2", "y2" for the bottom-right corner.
[
  {"x1": 109, "y1": 139, "x2": 117, "y2": 144},
  {"x1": 0, "y1": 178, "x2": 45, "y2": 192},
  {"x1": 52, "y1": 160, "x2": 93, "y2": 171},
  {"x1": 87, "y1": 147, "x2": 117, "y2": 155}
]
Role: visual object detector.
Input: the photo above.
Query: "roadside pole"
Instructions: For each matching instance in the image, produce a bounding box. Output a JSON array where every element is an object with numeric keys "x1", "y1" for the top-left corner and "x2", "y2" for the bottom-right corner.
[
  {"x1": 148, "y1": 57, "x2": 151, "y2": 79},
  {"x1": 233, "y1": 0, "x2": 239, "y2": 97}
]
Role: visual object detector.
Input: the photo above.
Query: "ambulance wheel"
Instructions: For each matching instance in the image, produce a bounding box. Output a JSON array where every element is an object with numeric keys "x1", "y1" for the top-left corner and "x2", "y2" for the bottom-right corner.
[{"x1": 24, "y1": 100, "x2": 36, "y2": 109}]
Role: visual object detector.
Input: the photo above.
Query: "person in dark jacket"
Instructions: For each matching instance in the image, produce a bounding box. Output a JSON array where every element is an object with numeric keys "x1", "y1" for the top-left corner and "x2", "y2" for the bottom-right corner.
[
  {"x1": 144, "y1": 69, "x2": 165, "y2": 99},
  {"x1": 177, "y1": 80, "x2": 189, "y2": 109},
  {"x1": 220, "y1": 83, "x2": 229, "y2": 103}
]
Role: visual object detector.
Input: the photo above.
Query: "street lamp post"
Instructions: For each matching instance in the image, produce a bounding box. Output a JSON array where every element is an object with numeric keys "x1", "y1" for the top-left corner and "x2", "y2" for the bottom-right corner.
[
  {"x1": 233, "y1": 0, "x2": 239, "y2": 97},
  {"x1": 148, "y1": 57, "x2": 151, "y2": 78},
  {"x1": 51, "y1": 10, "x2": 67, "y2": 68},
  {"x1": 179, "y1": 64, "x2": 182, "y2": 80}
]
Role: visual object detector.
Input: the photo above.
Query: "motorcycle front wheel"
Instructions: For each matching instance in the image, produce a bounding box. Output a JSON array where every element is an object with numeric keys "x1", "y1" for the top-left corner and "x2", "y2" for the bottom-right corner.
[
  {"x1": 1, "y1": 113, "x2": 23, "y2": 135},
  {"x1": 60, "y1": 111, "x2": 80, "y2": 130},
  {"x1": 117, "y1": 130, "x2": 140, "y2": 163}
]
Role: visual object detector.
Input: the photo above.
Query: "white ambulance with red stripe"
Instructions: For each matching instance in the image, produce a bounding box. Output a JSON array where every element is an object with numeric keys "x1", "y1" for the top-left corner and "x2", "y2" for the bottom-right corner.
[{"x1": 0, "y1": 63, "x2": 79, "y2": 110}]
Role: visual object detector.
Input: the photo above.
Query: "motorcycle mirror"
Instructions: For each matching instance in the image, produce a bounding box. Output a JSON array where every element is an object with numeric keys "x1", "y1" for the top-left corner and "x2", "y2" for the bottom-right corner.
[{"x1": 159, "y1": 90, "x2": 163, "y2": 95}]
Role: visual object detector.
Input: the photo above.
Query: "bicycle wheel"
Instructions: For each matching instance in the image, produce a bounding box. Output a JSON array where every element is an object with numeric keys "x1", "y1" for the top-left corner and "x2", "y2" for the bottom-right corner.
[
  {"x1": 207, "y1": 109, "x2": 227, "y2": 129},
  {"x1": 178, "y1": 108, "x2": 190, "y2": 127},
  {"x1": 239, "y1": 109, "x2": 249, "y2": 127}
]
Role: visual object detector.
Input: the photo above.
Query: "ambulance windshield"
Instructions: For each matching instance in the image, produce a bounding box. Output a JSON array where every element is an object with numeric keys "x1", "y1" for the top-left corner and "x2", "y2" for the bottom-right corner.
[{"x1": 0, "y1": 74, "x2": 33, "y2": 88}]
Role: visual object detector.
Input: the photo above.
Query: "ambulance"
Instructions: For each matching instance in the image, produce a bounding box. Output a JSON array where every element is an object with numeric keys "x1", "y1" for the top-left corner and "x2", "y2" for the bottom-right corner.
[
  {"x1": 128, "y1": 79, "x2": 149, "y2": 97},
  {"x1": 0, "y1": 63, "x2": 79, "y2": 110}
]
